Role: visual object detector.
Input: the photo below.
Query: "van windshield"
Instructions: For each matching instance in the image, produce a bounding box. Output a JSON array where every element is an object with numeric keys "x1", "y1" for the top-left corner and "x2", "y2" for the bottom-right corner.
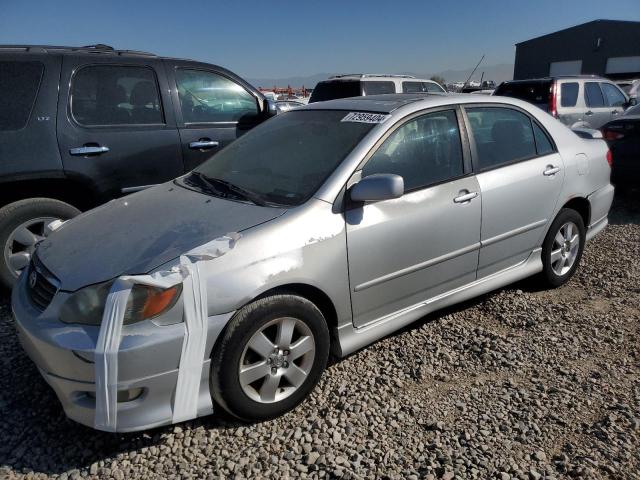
[
  {"x1": 178, "y1": 110, "x2": 375, "y2": 206},
  {"x1": 494, "y1": 80, "x2": 552, "y2": 111},
  {"x1": 309, "y1": 80, "x2": 361, "y2": 103}
]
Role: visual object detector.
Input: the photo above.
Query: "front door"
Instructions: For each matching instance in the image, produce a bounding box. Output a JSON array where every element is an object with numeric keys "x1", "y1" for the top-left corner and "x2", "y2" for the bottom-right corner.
[
  {"x1": 166, "y1": 61, "x2": 264, "y2": 172},
  {"x1": 601, "y1": 82, "x2": 628, "y2": 122},
  {"x1": 346, "y1": 108, "x2": 482, "y2": 328},
  {"x1": 57, "y1": 56, "x2": 183, "y2": 201},
  {"x1": 463, "y1": 106, "x2": 565, "y2": 278}
]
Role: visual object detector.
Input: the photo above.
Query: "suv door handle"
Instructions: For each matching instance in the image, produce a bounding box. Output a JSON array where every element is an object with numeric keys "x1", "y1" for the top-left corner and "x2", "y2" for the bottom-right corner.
[
  {"x1": 543, "y1": 165, "x2": 561, "y2": 176},
  {"x1": 189, "y1": 139, "x2": 219, "y2": 150},
  {"x1": 585, "y1": 110, "x2": 594, "y2": 116},
  {"x1": 453, "y1": 191, "x2": 478, "y2": 203},
  {"x1": 69, "y1": 145, "x2": 109, "y2": 156}
]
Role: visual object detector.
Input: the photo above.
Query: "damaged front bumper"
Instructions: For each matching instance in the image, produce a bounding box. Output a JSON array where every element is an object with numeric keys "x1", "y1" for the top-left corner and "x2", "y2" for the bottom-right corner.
[{"x1": 11, "y1": 272, "x2": 232, "y2": 432}]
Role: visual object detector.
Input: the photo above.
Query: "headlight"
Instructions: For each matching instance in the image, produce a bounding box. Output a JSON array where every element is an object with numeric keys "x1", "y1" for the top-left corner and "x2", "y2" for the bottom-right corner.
[{"x1": 60, "y1": 281, "x2": 182, "y2": 326}]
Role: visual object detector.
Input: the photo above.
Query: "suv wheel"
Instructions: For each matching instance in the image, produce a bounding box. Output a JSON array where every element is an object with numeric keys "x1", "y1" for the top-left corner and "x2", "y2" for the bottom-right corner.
[
  {"x1": 0, "y1": 198, "x2": 80, "y2": 289},
  {"x1": 210, "y1": 294, "x2": 330, "y2": 422},
  {"x1": 539, "y1": 208, "x2": 586, "y2": 288}
]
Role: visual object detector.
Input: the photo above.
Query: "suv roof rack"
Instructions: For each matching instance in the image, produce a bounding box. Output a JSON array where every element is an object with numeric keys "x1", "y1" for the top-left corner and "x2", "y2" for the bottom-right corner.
[
  {"x1": 0, "y1": 44, "x2": 157, "y2": 57},
  {"x1": 329, "y1": 74, "x2": 416, "y2": 79}
]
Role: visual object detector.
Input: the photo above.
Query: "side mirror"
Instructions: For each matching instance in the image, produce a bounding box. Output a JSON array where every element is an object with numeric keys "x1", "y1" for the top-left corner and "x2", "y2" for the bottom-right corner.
[
  {"x1": 350, "y1": 174, "x2": 404, "y2": 202},
  {"x1": 572, "y1": 127, "x2": 603, "y2": 140},
  {"x1": 628, "y1": 98, "x2": 638, "y2": 107}
]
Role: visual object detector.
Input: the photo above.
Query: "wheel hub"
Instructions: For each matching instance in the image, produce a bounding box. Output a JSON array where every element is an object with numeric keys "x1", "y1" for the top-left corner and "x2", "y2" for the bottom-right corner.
[{"x1": 268, "y1": 349, "x2": 289, "y2": 369}]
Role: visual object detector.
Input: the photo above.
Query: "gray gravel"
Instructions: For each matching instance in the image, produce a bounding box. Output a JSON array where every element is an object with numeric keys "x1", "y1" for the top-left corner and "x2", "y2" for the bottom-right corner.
[{"x1": 1, "y1": 193, "x2": 639, "y2": 479}]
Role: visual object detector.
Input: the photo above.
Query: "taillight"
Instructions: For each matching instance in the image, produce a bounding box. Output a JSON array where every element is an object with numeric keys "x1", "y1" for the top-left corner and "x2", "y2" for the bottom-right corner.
[
  {"x1": 602, "y1": 128, "x2": 625, "y2": 141},
  {"x1": 606, "y1": 150, "x2": 613, "y2": 167},
  {"x1": 549, "y1": 81, "x2": 557, "y2": 117}
]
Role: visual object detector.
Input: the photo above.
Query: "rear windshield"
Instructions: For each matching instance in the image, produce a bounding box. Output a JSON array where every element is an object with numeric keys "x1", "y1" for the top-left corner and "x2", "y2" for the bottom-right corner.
[
  {"x1": 309, "y1": 80, "x2": 361, "y2": 103},
  {"x1": 0, "y1": 61, "x2": 44, "y2": 131},
  {"x1": 494, "y1": 81, "x2": 552, "y2": 111},
  {"x1": 184, "y1": 110, "x2": 376, "y2": 206}
]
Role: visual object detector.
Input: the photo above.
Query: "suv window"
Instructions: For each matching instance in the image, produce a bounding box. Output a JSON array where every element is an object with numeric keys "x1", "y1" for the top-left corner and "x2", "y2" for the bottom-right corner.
[
  {"x1": 584, "y1": 82, "x2": 605, "y2": 108},
  {"x1": 493, "y1": 80, "x2": 552, "y2": 111},
  {"x1": 362, "y1": 81, "x2": 395, "y2": 96},
  {"x1": 560, "y1": 82, "x2": 579, "y2": 107},
  {"x1": 0, "y1": 61, "x2": 43, "y2": 131},
  {"x1": 402, "y1": 81, "x2": 445, "y2": 94},
  {"x1": 71, "y1": 65, "x2": 163, "y2": 126},
  {"x1": 601, "y1": 83, "x2": 626, "y2": 107},
  {"x1": 362, "y1": 109, "x2": 463, "y2": 191},
  {"x1": 309, "y1": 80, "x2": 360, "y2": 103},
  {"x1": 175, "y1": 69, "x2": 259, "y2": 123},
  {"x1": 466, "y1": 107, "x2": 536, "y2": 170}
]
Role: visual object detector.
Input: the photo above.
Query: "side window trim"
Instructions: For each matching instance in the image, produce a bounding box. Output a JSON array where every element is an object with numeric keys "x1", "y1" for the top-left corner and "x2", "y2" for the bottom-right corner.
[
  {"x1": 174, "y1": 66, "x2": 260, "y2": 127},
  {"x1": 353, "y1": 106, "x2": 472, "y2": 194},
  {"x1": 460, "y1": 104, "x2": 557, "y2": 174},
  {"x1": 68, "y1": 63, "x2": 166, "y2": 128}
]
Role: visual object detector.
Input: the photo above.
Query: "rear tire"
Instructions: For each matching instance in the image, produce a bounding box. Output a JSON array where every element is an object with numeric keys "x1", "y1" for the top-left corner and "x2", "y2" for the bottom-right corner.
[
  {"x1": 0, "y1": 198, "x2": 80, "y2": 289},
  {"x1": 210, "y1": 294, "x2": 329, "y2": 422},
  {"x1": 539, "y1": 208, "x2": 585, "y2": 288}
]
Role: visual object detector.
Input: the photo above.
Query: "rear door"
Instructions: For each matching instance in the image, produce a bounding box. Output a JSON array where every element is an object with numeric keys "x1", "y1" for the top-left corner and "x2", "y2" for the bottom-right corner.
[
  {"x1": 556, "y1": 80, "x2": 582, "y2": 127},
  {"x1": 57, "y1": 55, "x2": 183, "y2": 201},
  {"x1": 346, "y1": 107, "x2": 481, "y2": 327},
  {"x1": 463, "y1": 105, "x2": 564, "y2": 278},
  {"x1": 583, "y1": 81, "x2": 611, "y2": 128},
  {"x1": 165, "y1": 60, "x2": 264, "y2": 172}
]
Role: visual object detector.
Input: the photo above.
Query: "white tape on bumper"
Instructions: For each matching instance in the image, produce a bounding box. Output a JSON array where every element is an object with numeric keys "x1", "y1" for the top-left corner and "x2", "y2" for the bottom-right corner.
[{"x1": 93, "y1": 233, "x2": 240, "y2": 431}]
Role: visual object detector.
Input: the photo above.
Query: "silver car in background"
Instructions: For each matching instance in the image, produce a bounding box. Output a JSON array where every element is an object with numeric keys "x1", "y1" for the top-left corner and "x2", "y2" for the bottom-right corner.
[{"x1": 13, "y1": 94, "x2": 614, "y2": 431}]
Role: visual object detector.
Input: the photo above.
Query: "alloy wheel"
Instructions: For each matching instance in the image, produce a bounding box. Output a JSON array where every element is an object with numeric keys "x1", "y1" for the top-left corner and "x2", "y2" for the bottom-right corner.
[
  {"x1": 238, "y1": 317, "x2": 316, "y2": 403},
  {"x1": 3, "y1": 217, "x2": 60, "y2": 278},
  {"x1": 550, "y1": 221, "x2": 580, "y2": 276}
]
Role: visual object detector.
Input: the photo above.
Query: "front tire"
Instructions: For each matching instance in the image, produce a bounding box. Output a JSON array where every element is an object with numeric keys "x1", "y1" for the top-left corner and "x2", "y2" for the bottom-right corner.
[
  {"x1": 210, "y1": 294, "x2": 330, "y2": 422},
  {"x1": 0, "y1": 198, "x2": 80, "y2": 289},
  {"x1": 539, "y1": 208, "x2": 585, "y2": 288}
]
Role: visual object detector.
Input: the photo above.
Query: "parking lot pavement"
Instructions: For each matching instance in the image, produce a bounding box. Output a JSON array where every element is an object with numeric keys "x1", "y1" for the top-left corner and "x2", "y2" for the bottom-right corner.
[{"x1": 1, "y1": 192, "x2": 638, "y2": 480}]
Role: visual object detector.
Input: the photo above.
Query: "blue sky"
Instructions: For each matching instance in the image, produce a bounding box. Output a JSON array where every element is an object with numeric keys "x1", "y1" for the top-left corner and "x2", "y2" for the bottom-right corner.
[{"x1": 1, "y1": 0, "x2": 638, "y2": 80}]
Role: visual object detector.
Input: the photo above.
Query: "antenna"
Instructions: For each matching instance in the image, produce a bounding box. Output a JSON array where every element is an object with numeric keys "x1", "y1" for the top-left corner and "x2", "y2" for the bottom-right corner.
[{"x1": 464, "y1": 55, "x2": 485, "y2": 87}]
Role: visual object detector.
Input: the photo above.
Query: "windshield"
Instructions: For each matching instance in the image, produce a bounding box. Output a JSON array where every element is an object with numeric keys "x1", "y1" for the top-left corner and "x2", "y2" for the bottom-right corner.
[
  {"x1": 180, "y1": 110, "x2": 376, "y2": 206},
  {"x1": 494, "y1": 80, "x2": 552, "y2": 111},
  {"x1": 309, "y1": 80, "x2": 361, "y2": 103}
]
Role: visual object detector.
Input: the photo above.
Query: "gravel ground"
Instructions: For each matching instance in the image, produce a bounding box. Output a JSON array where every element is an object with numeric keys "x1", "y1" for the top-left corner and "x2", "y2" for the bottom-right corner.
[{"x1": 1, "y1": 192, "x2": 638, "y2": 480}]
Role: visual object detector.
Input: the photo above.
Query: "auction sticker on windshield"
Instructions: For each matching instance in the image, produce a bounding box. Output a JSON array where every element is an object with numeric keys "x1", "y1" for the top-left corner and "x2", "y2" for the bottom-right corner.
[{"x1": 341, "y1": 112, "x2": 391, "y2": 124}]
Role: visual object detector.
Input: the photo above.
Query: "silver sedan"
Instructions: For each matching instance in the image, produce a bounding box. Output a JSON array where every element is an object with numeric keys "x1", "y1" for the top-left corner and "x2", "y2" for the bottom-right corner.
[{"x1": 13, "y1": 94, "x2": 614, "y2": 431}]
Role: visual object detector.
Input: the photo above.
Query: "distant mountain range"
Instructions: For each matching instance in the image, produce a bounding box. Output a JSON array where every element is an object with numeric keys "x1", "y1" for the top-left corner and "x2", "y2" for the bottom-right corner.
[{"x1": 247, "y1": 63, "x2": 515, "y2": 89}]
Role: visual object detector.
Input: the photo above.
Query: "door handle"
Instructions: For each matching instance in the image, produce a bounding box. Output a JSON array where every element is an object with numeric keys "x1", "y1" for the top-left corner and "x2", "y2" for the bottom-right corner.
[
  {"x1": 189, "y1": 139, "x2": 220, "y2": 150},
  {"x1": 585, "y1": 110, "x2": 594, "y2": 116},
  {"x1": 453, "y1": 191, "x2": 478, "y2": 204},
  {"x1": 543, "y1": 165, "x2": 561, "y2": 176},
  {"x1": 69, "y1": 145, "x2": 109, "y2": 156}
]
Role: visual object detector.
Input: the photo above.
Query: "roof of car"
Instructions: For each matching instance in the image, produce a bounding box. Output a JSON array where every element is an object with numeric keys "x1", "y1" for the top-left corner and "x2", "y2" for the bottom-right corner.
[
  {"x1": 501, "y1": 75, "x2": 605, "y2": 83},
  {"x1": 323, "y1": 74, "x2": 440, "y2": 83},
  {"x1": 0, "y1": 44, "x2": 160, "y2": 57},
  {"x1": 303, "y1": 93, "x2": 514, "y2": 114}
]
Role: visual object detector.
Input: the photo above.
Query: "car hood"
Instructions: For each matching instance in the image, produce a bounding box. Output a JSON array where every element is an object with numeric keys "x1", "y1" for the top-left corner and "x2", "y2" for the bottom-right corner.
[{"x1": 36, "y1": 183, "x2": 286, "y2": 291}]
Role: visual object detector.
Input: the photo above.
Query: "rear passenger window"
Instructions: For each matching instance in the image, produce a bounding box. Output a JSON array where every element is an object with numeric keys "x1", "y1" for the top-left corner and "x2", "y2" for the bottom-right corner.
[
  {"x1": 362, "y1": 81, "x2": 395, "y2": 95},
  {"x1": 176, "y1": 69, "x2": 259, "y2": 123},
  {"x1": 533, "y1": 123, "x2": 554, "y2": 156},
  {"x1": 466, "y1": 107, "x2": 537, "y2": 170},
  {"x1": 0, "y1": 61, "x2": 43, "y2": 131},
  {"x1": 71, "y1": 65, "x2": 163, "y2": 126},
  {"x1": 362, "y1": 110, "x2": 463, "y2": 191},
  {"x1": 584, "y1": 82, "x2": 605, "y2": 108},
  {"x1": 560, "y1": 82, "x2": 579, "y2": 107}
]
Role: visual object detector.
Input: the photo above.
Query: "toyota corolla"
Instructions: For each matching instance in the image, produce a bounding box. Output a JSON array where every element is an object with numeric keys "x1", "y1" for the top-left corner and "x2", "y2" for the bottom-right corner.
[{"x1": 12, "y1": 94, "x2": 614, "y2": 431}]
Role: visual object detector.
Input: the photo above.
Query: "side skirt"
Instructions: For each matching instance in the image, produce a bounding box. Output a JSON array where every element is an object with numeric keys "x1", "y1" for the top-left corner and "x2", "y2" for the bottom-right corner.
[{"x1": 336, "y1": 248, "x2": 543, "y2": 357}]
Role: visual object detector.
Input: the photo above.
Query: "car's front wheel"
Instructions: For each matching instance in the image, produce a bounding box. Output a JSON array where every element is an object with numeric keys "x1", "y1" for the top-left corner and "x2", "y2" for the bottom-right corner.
[
  {"x1": 210, "y1": 294, "x2": 330, "y2": 421},
  {"x1": 0, "y1": 198, "x2": 80, "y2": 289},
  {"x1": 539, "y1": 208, "x2": 586, "y2": 288}
]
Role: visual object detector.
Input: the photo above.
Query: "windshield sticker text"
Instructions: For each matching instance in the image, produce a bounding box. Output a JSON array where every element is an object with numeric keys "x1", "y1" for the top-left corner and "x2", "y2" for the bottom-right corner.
[{"x1": 341, "y1": 112, "x2": 391, "y2": 124}]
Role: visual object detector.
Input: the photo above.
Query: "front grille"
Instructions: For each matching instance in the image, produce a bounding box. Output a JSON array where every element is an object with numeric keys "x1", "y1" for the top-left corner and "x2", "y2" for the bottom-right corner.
[{"x1": 27, "y1": 255, "x2": 59, "y2": 311}]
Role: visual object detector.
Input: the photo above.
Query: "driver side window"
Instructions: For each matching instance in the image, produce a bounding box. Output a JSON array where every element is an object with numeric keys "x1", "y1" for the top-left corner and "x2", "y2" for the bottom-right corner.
[
  {"x1": 175, "y1": 69, "x2": 258, "y2": 123},
  {"x1": 362, "y1": 109, "x2": 464, "y2": 191}
]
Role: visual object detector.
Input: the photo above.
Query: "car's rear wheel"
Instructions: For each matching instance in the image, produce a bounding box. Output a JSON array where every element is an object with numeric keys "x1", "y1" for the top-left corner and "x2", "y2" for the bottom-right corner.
[
  {"x1": 0, "y1": 198, "x2": 80, "y2": 289},
  {"x1": 539, "y1": 208, "x2": 585, "y2": 288},
  {"x1": 210, "y1": 294, "x2": 329, "y2": 421}
]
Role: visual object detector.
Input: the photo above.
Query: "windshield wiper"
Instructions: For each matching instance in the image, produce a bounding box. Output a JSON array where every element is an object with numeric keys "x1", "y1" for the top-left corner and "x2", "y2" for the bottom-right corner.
[{"x1": 187, "y1": 172, "x2": 268, "y2": 207}]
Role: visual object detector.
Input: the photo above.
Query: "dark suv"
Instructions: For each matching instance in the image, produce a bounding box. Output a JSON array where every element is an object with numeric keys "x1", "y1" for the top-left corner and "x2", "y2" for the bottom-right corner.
[{"x1": 0, "y1": 44, "x2": 273, "y2": 288}]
